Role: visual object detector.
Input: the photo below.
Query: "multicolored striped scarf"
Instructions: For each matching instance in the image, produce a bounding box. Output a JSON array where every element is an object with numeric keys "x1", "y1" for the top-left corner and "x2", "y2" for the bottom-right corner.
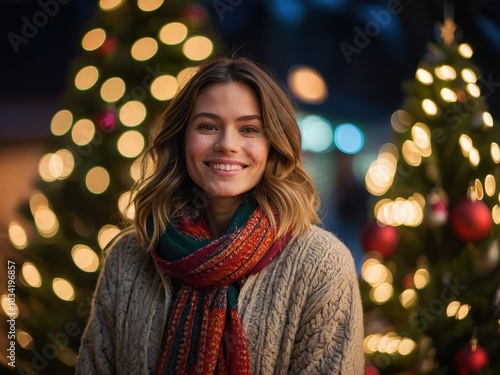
[{"x1": 151, "y1": 197, "x2": 289, "y2": 374}]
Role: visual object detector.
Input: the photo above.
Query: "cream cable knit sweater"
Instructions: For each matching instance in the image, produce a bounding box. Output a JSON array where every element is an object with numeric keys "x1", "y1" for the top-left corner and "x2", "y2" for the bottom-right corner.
[{"x1": 76, "y1": 226, "x2": 364, "y2": 374}]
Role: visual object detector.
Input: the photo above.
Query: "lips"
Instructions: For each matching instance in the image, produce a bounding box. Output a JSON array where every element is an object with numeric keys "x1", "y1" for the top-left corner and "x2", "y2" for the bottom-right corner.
[{"x1": 207, "y1": 163, "x2": 245, "y2": 171}]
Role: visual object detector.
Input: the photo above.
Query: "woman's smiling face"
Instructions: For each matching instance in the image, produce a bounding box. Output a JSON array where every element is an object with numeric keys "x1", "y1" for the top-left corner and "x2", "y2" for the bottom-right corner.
[{"x1": 184, "y1": 81, "x2": 270, "y2": 204}]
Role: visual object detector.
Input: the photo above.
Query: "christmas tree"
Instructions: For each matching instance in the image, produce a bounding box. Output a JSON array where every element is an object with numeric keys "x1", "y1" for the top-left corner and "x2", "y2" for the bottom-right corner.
[
  {"x1": 2, "y1": 1, "x2": 220, "y2": 373},
  {"x1": 361, "y1": 19, "x2": 500, "y2": 375}
]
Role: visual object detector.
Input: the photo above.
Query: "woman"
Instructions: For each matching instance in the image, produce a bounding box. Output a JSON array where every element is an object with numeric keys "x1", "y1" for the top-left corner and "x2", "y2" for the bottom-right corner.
[{"x1": 77, "y1": 57, "x2": 364, "y2": 374}]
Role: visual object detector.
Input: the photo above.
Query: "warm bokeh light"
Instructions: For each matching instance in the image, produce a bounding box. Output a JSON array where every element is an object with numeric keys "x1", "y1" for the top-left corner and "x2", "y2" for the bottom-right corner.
[
  {"x1": 34, "y1": 207, "x2": 59, "y2": 238},
  {"x1": 469, "y1": 148, "x2": 480, "y2": 167},
  {"x1": 457, "y1": 304, "x2": 470, "y2": 320},
  {"x1": 288, "y1": 66, "x2": 328, "y2": 104},
  {"x1": 21, "y1": 262, "x2": 42, "y2": 288},
  {"x1": 8, "y1": 221, "x2": 28, "y2": 250},
  {"x1": 493, "y1": 205, "x2": 500, "y2": 225},
  {"x1": 400, "y1": 289, "x2": 418, "y2": 309},
  {"x1": 118, "y1": 191, "x2": 135, "y2": 219},
  {"x1": 370, "y1": 282, "x2": 394, "y2": 304},
  {"x1": 459, "y1": 134, "x2": 473, "y2": 157},
  {"x1": 85, "y1": 166, "x2": 110, "y2": 194},
  {"x1": 131, "y1": 37, "x2": 158, "y2": 61},
  {"x1": 399, "y1": 338, "x2": 416, "y2": 355},
  {"x1": 434, "y1": 65, "x2": 456, "y2": 81},
  {"x1": 475, "y1": 178, "x2": 485, "y2": 200},
  {"x1": 440, "y1": 87, "x2": 457, "y2": 102},
  {"x1": 119, "y1": 100, "x2": 147, "y2": 126},
  {"x1": 150, "y1": 75, "x2": 178, "y2": 101},
  {"x1": 375, "y1": 196, "x2": 424, "y2": 227},
  {"x1": 402, "y1": 140, "x2": 422, "y2": 166},
  {"x1": 74, "y1": 66, "x2": 99, "y2": 91},
  {"x1": 99, "y1": 0, "x2": 123, "y2": 11},
  {"x1": 98, "y1": 225, "x2": 121, "y2": 249},
  {"x1": 1, "y1": 295, "x2": 19, "y2": 318},
  {"x1": 461, "y1": 68, "x2": 477, "y2": 83},
  {"x1": 52, "y1": 278, "x2": 75, "y2": 301},
  {"x1": 82, "y1": 28, "x2": 106, "y2": 51},
  {"x1": 182, "y1": 36, "x2": 213, "y2": 61},
  {"x1": 411, "y1": 122, "x2": 431, "y2": 156},
  {"x1": 413, "y1": 268, "x2": 430, "y2": 289},
  {"x1": 50, "y1": 109, "x2": 73, "y2": 136},
  {"x1": 466, "y1": 83, "x2": 481, "y2": 97},
  {"x1": 17, "y1": 331, "x2": 34, "y2": 350},
  {"x1": 117, "y1": 130, "x2": 145, "y2": 158},
  {"x1": 446, "y1": 301, "x2": 460, "y2": 317},
  {"x1": 137, "y1": 0, "x2": 163, "y2": 11},
  {"x1": 491, "y1": 142, "x2": 500, "y2": 163},
  {"x1": 415, "y1": 68, "x2": 433, "y2": 85},
  {"x1": 29, "y1": 191, "x2": 48, "y2": 216},
  {"x1": 71, "y1": 244, "x2": 100, "y2": 272},
  {"x1": 485, "y1": 174, "x2": 496, "y2": 197},
  {"x1": 458, "y1": 43, "x2": 473, "y2": 58},
  {"x1": 365, "y1": 144, "x2": 398, "y2": 196},
  {"x1": 361, "y1": 260, "x2": 387, "y2": 287},
  {"x1": 54, "y1": 149, "x2": 75, "y2": 179},
  {"x1": 159, "y1": 22, "x2": 188, "y2": 45},
  {"x1": 483, "y1": 112, "x2": 493, "y2": 128},
  {"x1": 100, "y1": 77, "x2": 126, "y2": 102},
  {"x1": 391, "y1": 109, "x2": 412, "y2": 132},
  {"x1": 71, "y1": 119, "x2": 95, "y2": 146},
  {"x1": 422, "y1": 99, "x2": 438, "y2": 115}
]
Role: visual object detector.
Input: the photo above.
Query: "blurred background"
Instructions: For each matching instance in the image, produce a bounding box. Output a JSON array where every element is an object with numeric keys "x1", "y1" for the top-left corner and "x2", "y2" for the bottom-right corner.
[{"x1": 0, "y1": 0, "x2": 499, "y2": 373}]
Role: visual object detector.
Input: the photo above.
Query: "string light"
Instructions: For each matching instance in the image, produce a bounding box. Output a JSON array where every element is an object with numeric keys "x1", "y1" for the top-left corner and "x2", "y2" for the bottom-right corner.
[
  {"x1": 288, "y1": 66, "x2": 328, "y2": 104},
  {"x1": 400, "y1": 289, "x2": 418, "y2": 309},
  {"x1": 131, "y1": 37, "x2": 158, "y2": 61},
  {"x1": 415, "y1": 68, "x2": 433, "y2": 85},
  {"x1": 159, "y1": 22, "x2": 188, "y2": 45},
  {"x1": 475, "y1": 178, "x2": 484, "y2": 200},
  {"x1": 71, "y1": 244, "x2": 100, "y2": 272},
  {"x1": 461, "y1": 68, "x2": 477, "y2": 83},
  {"x1": 435, "y1": 65, "x2": 456, "y2": 81},
  {"x1": 100, "y1": 77, "x2": 126, "y2": 102},
  {"x1": 365, "y1": 145, "x2": 398, "y2": 196},
  {"x1": 469, "y1": 148, "x2": 480, "y2": 167},
  {"x1": 150, "y1": 75, "x2": 178, "y2": 101},
  {"x1": 411, "y1": 122, "x2": 431, "y2": 156},
  {"x1": 459, "y1": 134, "x2": 473, "y2": 157},
  {"x1": 118, "y1": 191, "x2": 135, "y2": 219},
  {"x1": 456, "y1": 304, "x2": 470, "y2": 320},
  {"x1": 50, "y1": 109, "x2": 73, "y2": 136},
  {"x1": 370, "y1": 283, "x2": 394, "y2": 304},
  {"x1": 483, "y1": 112, "x2": 493, "y2": 128},
  {"x1": 8, "y1": 222, "x2": 28, "y2": 250},
  {"x1": 85, "y1": 166, "x2": 110, "y2": 194},
  {"x1": 71, "y1": 119, "x2": 95, "y2": 146},
  {"x1": 182, "y1": 36, "x2": 213, "y2": 61},
  {"x1": 119, "y1": 100, "x2": 147, "y2": 126},
  {"x1": 74, "y1": 66, "x2": 99, "y2": 91},
  {"x1": 440, "y1": 88, "x2": 457, "y2": 102},
  {"x1": 98, "y1": 225, "x2": 121, "y2": 249},
  {"x1": 446, "y1": 301, "x2": 460, "y2": 317},
  {"x1": 99, "y1": 0, "x2": 123, "y2": 11},
  {"x1": 21, "y1": 262, "x2": 42, "y2": 288},
  {"x1": 375, "y1": 196, "x2": 424, "y2": 227},
  {"x1": 458, "y1": 43, "x2": 473, "y2": 58},
  {"x1": 402, "y1": 140, "x2": 422, "y2": 166},
  {"x1": 117, "y1": 131, "x2": 145, "y2": 158},
  {"x1": 491, "y1": 142, "x2": 500, "y2": 163},
  {"x1": 82, "y1": 28, "x2": 106, "y2": 51},
  {"x1": 413, "y1": 268, "x2": 430, "y2": 289},
  {"x1": 17, "y1": 331, "x2": 34, "y2": 350},
  {"x1": 137, "y1": 0, "x2": 163, "y2": 12},
  {"x1": 493, "y1": 205, "x2": 500, "y2": 224},
  {"x1": 466, "y1": 83, "x2": 481, "y2": 98},
  {"x1": 422, "y1": 99, "x2": 438, "y2": 116},
  {"x1": 34, "y1": 207, "x2": 59, "y2": 238},
  {"x1": 54, "y1": 149, "x2": 75, "y2": 179},
  {"x1": 52, "y1": 278, "x2": 75, "y2": 301}
]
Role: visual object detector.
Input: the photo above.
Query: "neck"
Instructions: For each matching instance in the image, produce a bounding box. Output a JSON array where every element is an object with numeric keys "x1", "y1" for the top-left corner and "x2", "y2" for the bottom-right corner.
[{"x1": 205, "y1": 196, "x2": 245, "y2": 238}]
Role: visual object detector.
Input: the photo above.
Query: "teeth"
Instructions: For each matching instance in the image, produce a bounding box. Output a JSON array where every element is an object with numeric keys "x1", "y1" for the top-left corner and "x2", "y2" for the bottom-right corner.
[{"x1": 208, "y1": 163, "x2": 243, "y2": 171}]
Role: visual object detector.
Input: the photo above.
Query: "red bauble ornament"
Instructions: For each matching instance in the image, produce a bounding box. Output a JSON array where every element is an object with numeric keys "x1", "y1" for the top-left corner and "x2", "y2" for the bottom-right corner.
[
  {"x1": 180, "y1": 5, "x2": 207, "y2": 26},
  {"x1": 450, "y1": 199, "x2": 492, "y2": 242},
  {"x1": 361, "y1": 221, "x2": 399, "y2": 257},
  {"x1": 454, "y1": 342, "x2": 489, "y2": 375},
  {"x1": 98, "y1": 35, "x2": 118, "y2": 56},
  {"x1": 95, "y1": 110, "x2": 117, "y2": 133},
  {"x1": 364, "y1": 362, "x2": 379, "y2": 375}
]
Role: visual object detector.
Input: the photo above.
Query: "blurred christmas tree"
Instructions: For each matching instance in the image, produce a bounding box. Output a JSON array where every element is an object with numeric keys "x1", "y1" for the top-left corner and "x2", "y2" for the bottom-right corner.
[
  {"x1": 2, "y1": 1, "x2": 221, "y2": 374},
  {"x1": 361, "y1": 19, "x2": 500, "y2": 375}
]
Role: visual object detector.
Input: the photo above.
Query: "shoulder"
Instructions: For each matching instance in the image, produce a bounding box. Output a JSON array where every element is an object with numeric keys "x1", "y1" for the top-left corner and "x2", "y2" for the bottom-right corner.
[
  {"x1": 100, "y1": 229, "x2": 149, "y2": 271},
  {"x1": 287, "y1": 226, "x2": 356, "y2": 273}
]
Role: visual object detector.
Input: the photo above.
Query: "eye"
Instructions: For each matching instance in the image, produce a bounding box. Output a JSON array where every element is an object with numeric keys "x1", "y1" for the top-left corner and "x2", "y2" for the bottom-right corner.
[
  {"x1": 241, "y1": 126, "x2": 258, "y2": 133},
  {"x1": 199, "y1": 123, "x2": 217, "y2": 131}
]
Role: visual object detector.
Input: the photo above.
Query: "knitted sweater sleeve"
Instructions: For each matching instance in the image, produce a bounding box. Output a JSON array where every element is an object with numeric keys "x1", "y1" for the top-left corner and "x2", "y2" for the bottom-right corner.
[
  {"x1": 288, "y1": 233, "x2": 364, "y2": 375},
  {"x1": 76, "y1": 232, "x2": 130, "y2": 374}
]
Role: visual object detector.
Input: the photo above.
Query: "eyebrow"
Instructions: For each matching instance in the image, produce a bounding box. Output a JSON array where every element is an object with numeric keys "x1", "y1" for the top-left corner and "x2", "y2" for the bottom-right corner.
[{"x1": 190, "y1": 112, "x2": 262, "y2": 122}]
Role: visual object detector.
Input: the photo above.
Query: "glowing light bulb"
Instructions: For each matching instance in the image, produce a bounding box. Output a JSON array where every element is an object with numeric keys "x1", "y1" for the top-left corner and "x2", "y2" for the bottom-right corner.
[
  {"x1": 182, "y1": 36, "x2": 213, "y2": 61},
  {"x1": 52, "y1": 278, "x2": 75, "y2": 301},
  {"x1": 159, "y1": 22, "x2": 188, "y2": 45}
]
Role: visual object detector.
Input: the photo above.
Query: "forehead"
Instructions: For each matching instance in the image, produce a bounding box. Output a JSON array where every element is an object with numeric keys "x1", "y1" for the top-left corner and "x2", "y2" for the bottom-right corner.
[{"x1": 192, "y1": 81, "x2": 261, "y2": 113}]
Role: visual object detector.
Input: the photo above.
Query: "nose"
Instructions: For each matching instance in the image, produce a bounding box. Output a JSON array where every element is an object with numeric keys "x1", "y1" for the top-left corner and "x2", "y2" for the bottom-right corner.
[{"x1": 214, "y1": 128, "x2": 240, "y2": 153}]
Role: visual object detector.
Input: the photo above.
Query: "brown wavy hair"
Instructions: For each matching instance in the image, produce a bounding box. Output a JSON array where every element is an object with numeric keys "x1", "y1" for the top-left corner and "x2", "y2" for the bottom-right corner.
[{"x1": 132, "y1": 56, "x2": 320, "y2": 250}]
